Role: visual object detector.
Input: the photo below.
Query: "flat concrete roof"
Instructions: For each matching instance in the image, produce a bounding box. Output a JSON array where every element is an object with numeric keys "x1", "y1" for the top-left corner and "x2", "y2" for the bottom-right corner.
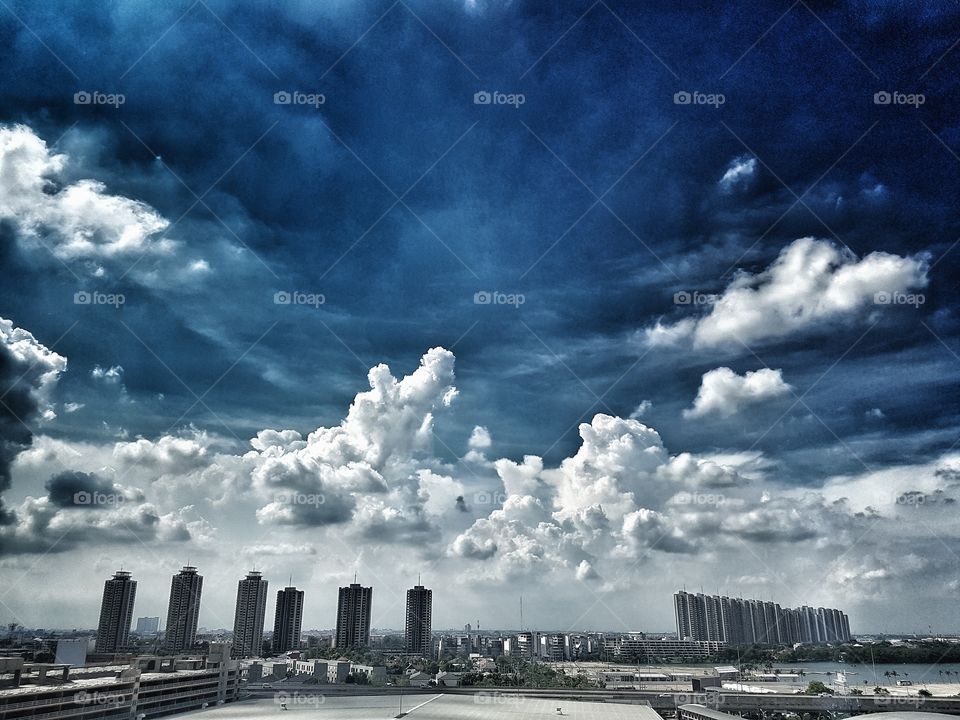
[{"x1": 180, "y1": 694, "x2": 665, "y2": 720}]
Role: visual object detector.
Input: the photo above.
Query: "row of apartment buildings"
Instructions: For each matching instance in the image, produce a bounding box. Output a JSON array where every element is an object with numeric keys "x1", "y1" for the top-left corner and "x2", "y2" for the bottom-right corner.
[
  {"x1": 96, "y1": 569, "x2": 433, "y2": 659},
  {"x1": 674, "y1": 591, "x2": 851, "y2": 646}
]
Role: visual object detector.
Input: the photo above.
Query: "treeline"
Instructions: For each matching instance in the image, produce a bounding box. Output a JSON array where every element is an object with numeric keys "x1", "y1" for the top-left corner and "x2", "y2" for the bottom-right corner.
[{"x1": 459, "y1": 657, "x2": 598, "y2": 688}]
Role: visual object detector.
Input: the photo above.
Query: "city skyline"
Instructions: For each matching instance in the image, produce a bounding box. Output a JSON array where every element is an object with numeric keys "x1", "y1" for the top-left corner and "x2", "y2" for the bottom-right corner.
[
  {"x1": 44, "y1": 568, "x2": 879, "y2": 645},
  {"x1": 1, "y1": 0, "x2": 959, "y2": 637}
]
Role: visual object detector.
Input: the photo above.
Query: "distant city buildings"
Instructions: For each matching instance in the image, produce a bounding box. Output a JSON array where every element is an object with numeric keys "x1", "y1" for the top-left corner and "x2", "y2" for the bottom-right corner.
[
  {"x1": 135, "y1": 616, "x2": 160, "y2": 635},
  {"x1": 674, "y1": 590, "x2": 851, "y2": 646},
  {"x1": 95, "y1": 570, "x2": 137, "y2": 653},
  {"x1": 335, "y1": 583, "x2": 372, "y2": 648},
  {"x1": 232, "y1": 571, "x2": 268, "y2": 658},
  {"x1": 165, "y1": 566, "x2": 203, "y2": 653},
  {"x1": 604, "y1": 635, "x2": 726, "y2": 660},
  {"x1": 273, "y1": 585, "x2": 304, "y2": 653},
  {"x1": 404, "y1": 584, "x2": 432, "y2": 657}
]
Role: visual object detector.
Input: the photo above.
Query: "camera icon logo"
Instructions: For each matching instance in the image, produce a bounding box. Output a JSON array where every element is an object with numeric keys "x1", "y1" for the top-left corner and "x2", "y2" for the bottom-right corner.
[
  {"x1": 74, "y1": 91, "x2": 92, "y2": 105},
  {"x1": 673, "y1": 291, "x2": 691, "y2": 305},
  {"x1": 873, "y1": 91, "x2": 892, "y2": 105},
  {"x1": 73, "y1": 491, "x2": 92, "y2": 505},
  {"x1": 874, "y1": 291, "x2": 891, "y2": 305},
  {"x1": 274, "y1": 91, "x2": 292, "y2": 105},
  {"x1": 74, "y1": 291, "x2": 91, "y2": 305},
  {"x1": 474, "y1": 291, "x2": 492, "y2": 305},
  {"x1": 274, "y1": 291, "x2": 291, "y2": 305},
  {"x1": 673, "y1": 91, "x2": 692, "y2": 105},
  {"x1": 474, "y1": 91, "x2": 492, "y2": 105}
]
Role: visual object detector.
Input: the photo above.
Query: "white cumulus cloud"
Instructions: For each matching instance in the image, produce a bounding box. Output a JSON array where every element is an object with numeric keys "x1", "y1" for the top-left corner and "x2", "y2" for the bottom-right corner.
[
  {"x1": 646, "y1": 237, "x2": 927, "y2": 349},
  {"x1": 684, "y1": 367, "x2": 792, "y2": 418}
]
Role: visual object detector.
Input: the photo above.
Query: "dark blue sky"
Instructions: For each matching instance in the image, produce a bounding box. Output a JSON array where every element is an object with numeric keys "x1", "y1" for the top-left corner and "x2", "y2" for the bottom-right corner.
[{"x1": 1, "y1": 0, "x2": 959, "y2": 632}]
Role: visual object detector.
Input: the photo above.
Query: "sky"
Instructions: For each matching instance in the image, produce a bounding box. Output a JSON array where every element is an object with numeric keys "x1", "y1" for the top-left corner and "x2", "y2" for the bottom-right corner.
[{"x1": 0, "y1": 0, "x2": 959, "y2": 636}]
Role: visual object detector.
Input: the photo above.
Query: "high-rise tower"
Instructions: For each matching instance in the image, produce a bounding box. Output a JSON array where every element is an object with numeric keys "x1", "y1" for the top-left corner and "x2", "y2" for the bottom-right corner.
[
  {"x1": 95, "y1": 570, "x2": 137, "y2": 653},
  {"x1": 164, "y1": 566, "x2": 203, "y2": 653},
  {"x1": 404, "y1": 584, "x2": 432, "y2": 657},
  {"x1": 232, "y1": 571, "x2": 268, "y2": 657},
  {"x1": 272, "y1": 586, "x2": 304, "y2": 653},
  {"x1": 335, "y1": 583, "x2": 372, "y2": 648}
]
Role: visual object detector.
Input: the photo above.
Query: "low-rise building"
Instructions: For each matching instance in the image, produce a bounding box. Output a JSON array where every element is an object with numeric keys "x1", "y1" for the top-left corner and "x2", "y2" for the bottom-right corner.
[
  {"x1": 0, "y1": 644, "x2": 239, "y2": 720},
  {"x1": 435, "y1": 671, "x2": 463, "y2": 687},
  {"x1": 349, "y1": 664, "x2": 386, "y2": 685},
  {"x1": 293, "y1": 660, "x2": 328, "y2": 679}
]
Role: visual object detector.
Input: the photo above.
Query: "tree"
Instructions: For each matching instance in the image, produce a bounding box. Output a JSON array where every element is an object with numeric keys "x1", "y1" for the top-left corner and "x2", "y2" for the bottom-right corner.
[
  {"x1": 805, "y1": 682, "x2": 833, "y2": 695},
  {"x1": 918, "y1": 689, "x2": 932, "y2": 698}
]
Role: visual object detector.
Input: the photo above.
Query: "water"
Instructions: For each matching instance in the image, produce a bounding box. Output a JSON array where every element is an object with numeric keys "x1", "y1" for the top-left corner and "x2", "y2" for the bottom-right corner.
[{"x1": 769, "y1": 662, "x2": 960, "y2": 687}]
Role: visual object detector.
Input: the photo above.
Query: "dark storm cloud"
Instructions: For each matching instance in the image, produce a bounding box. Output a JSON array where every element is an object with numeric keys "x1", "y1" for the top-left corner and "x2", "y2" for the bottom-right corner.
[
  {"x1": 45, "y1": 470, "x2": 114, "y2": 507},
  {"x1": 44, "y1": 470, "x2": 146, "y2": 508},
  {"x1": 0, "y1": 344, "x2": 36, "y2": 523}
]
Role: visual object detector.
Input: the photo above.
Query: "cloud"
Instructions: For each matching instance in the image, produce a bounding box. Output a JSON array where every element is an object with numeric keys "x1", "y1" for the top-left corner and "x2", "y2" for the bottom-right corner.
[
  {"x1": 646, "y1": 238, "x2": 928, "y2": 349},
  {"x1": 44, "y1": 470, "x2": 139, "y2": 508},
  {"x1": 684, "y1": 367, "x2": 792, "y2": 418},
  {"x1": 91, "y1": 365, "x2": 124, "y2": 383},
  {"x1": 629, "y1": 400, "x2": 652, "y2": 419},
  {"x1": 0, "y1": 125, "x2": 176, "y2": 263},
  {"x1": 245, "y1": 347, "x2": 458, "y2": 535},
  {"x1": 468, "y1": 426, "x2": 491, "y2": 450},
  {"x1": 718, "y1": 155, "x2": 757, "y2": 192},
  {"x1": 0, "y1": 317, "x2": 67, "y2": 522},
  {"x1": 0, "y1": 494, "x2": 199, "y2": 554},
  {"x1": 241, "y1": 543, "x2": 317, "y2": 557}
]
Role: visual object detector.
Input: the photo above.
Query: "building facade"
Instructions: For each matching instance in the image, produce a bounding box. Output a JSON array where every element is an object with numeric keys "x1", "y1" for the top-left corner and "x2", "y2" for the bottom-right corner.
[
  {"x1": 674, "y1": 590, "x2": 851, "y2": 646},
  {"x1": 335, "y1": 583, "x2": 372, "y2": 648},
  {"x1": 404, "y1": 585, "x2": 432, "y2": 657},
  {"x1": 232, "y1": 571, "x2": 268, "y2": 658},
  {"x1": 273, "y1": 586, "x2": 305, "y2": 653},
  {"x1": 95, "y1": 570, "x2": 137, "y2": 653},
  {"x1": 164, "y1": 566, "x2": 203, "y2": 653},
  {"x1": 135, "y1": 616, "x2": 160, "y2": 635},
  {"x1": 0, "y1": 644, "x2": 239, "y2": 720}
]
